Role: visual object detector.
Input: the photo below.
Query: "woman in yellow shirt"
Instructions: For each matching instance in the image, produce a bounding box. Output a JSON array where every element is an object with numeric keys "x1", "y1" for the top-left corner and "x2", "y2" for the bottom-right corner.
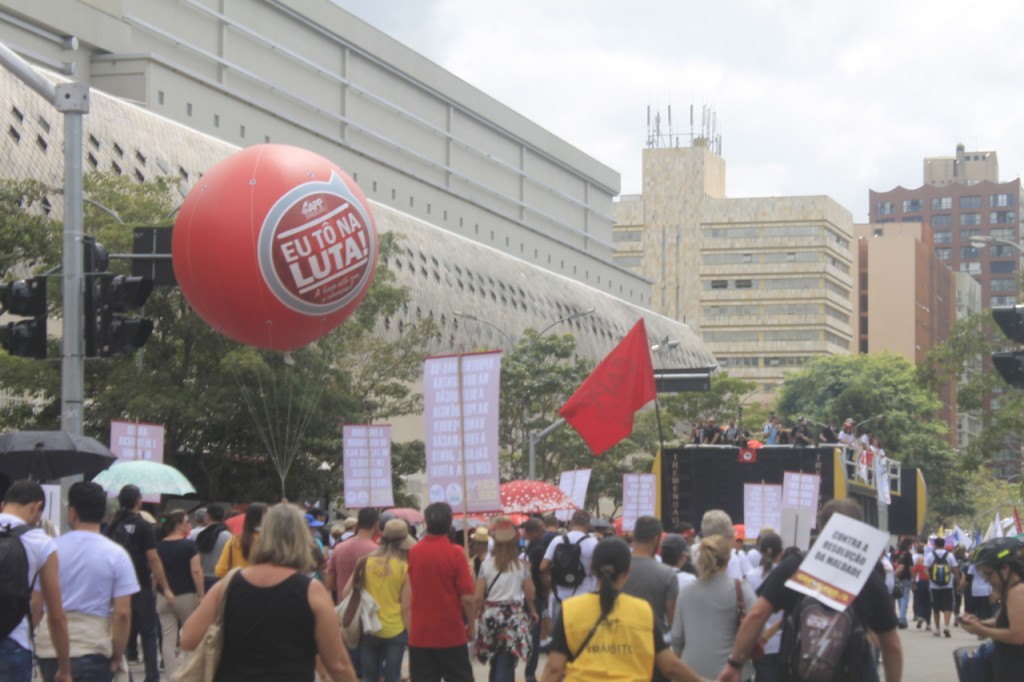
[
  {"x1": 344, "y1": 518, "x2": 413, "y2": 682},
  {"x1": 540, "y1": 537, "x2": 705, "y2": 682},
  {"x1": 215, "y1": 502, "x2": 266, "y2": 577}
]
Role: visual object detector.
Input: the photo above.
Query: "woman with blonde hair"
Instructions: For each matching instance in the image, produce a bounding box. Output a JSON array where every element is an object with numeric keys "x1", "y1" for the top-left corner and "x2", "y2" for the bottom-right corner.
[
  {"x1": 215, "y1": 502, "x2": 266, "y2": 577},
  {"x1": 671, "y1": 535, "x2": 756, "y2": 681},
  {"x1": 180, "y1": 503, "x2": 355, "y2": 682},
  {"x1": 342, "y1": 518, "x2": 413, "y2": 682},
  {"x1": 472, "y1": 517, "x2": 536, "y2": 682}
]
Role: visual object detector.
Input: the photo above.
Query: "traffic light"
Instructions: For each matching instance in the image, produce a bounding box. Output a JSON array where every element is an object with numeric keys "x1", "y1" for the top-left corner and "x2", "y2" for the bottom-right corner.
[
  {"x1": 992, "y1": 304, "x2": 1024, "y2": 388},
  {"x1": 0, "y1": 276, "x2": 47, "y2": 359},
  {"x1": 83, "y1": 236, "x2": 154, "y2": 357}
]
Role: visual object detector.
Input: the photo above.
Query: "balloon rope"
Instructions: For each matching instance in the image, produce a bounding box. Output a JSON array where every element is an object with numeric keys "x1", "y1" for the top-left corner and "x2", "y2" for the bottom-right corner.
[
  {"x1": 279, "y1": 343, "x2": 335, "y2": 482},
  {"x1": 225, "y1": 356, "x2": 282, "y2": 488}
]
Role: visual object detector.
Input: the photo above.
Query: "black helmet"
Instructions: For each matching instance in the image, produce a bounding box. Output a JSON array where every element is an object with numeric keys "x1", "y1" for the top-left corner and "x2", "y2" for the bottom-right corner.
[{"x1": 971, "y1": 537, "x2": 1022, "y2": 567}]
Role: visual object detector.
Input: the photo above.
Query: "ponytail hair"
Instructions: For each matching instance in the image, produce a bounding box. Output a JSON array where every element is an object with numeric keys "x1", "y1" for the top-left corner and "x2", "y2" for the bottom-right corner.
[
  {"x1": 591, "y1": 537, "x2": 631, "y2": 619},
  {"x1": 697, "y1": 535, "x2": 731, "y2": 581},
  {"x1": 758, "y1": 531, "x2": 783, "y2": 573}
]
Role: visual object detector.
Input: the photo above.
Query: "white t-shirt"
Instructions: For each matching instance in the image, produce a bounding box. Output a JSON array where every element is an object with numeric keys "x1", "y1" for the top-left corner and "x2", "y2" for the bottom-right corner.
[
  {"x1": 744, "y1": 565, "x2": 783, "y2": 655},
  {"x1": 0, "y1": 512, "x2": 57, "y2": 651},
  {"x1": 746, "y1": 548, "x2": 762, "y2": 567},
  {"x1": 675, "y1": 569, "x2": 697, "y2": 594},
  {"x1": 477, "y1": 556, "x2": 530, "y2": 602},
  {"x1": 543, "y1": 530, "x2": 598, "y2": 601},
  {"x1": 727, "y1": 548, "x2": 753, "y2": 579},
  {"x1": 35, "y1": 530, "x2": 139, "y2": 617},
  {"x1": 924, "y1": 548, "x2": 958, "y2": 590},
  {"x1": 968, "y1": 563, "x2": 993, "y2": 598}
]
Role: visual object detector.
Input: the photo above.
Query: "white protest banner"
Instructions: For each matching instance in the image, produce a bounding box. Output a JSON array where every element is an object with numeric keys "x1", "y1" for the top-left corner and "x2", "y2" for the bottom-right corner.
[
  {"x1": 875, "y1": 450, "x2": 891, "y2": 505},
  {"x1": 110, "y1": 420, "x2": 165, "y2": 502},
  {"x1": 784, "y1": 512, "x2": 890, "y2": 611},
  {"x1": 621, "y1": 473, "x2": 656, "y2": 533},
  {"x1": 556, "y1": 469, "x2": 592, "y2": 522},
  {"x1": 782, "y1": 472, "x2": 820, "y2": 511},
  {"x1": 342, "y1": 425, "x2": 394, "y2": 508},
  {"x1": 423, "y1": 352, "x2": 502, "y2": 513},
  {"x1": 744, "y1": 483, "x2": 782, "y2": 538}
]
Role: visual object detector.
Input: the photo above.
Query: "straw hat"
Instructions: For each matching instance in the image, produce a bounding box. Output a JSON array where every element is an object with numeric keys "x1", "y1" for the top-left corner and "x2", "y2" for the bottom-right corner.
[
  {"x1": 381, "y1": 518, "x2": 414, "y2": 550},
  {"x1": 470, "y1": 526, "x2": 490, "y2": 543}
]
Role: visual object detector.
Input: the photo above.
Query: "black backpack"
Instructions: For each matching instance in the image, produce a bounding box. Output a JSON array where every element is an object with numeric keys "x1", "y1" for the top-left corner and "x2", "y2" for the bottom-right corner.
[
  {"x1": 104, "y1": 513, "x2": 144, "y2": 569},
  {"x1": 550, "y1": 534, "x2": 588, "y2": 594},
  {"x1": 780, "y1": 595, "x2": 866, "y2": 682},
  {"x1": 0, "y1": 523, "x2": 35, "y2": 640}
]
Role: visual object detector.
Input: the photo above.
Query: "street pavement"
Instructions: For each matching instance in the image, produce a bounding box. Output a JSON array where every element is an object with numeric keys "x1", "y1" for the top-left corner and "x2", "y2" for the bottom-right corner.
[{"x1": 127, "y1": 616, "x2": 977, "y2": 681}]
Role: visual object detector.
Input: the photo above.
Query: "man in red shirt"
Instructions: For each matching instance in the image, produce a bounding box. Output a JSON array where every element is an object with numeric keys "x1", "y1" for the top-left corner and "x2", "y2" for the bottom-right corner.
[
  {"x1": 408, "y1": 502, "x2": 477, "y2": 681},
  {"x1": 326, "y1": 507, "x2": 378, "y2": 678}
]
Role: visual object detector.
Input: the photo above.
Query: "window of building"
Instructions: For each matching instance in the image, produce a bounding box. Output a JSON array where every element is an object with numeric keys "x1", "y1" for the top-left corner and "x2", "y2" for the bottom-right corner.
[
  {"x1": 934, "y1": 231, "x2": 952, "y2": 243},
  {"x1": 991, "y1": 260, "x2": 1017, "y2": 274},
  {"x1": 931, "y1": 196, "x2": 952, "y2": 210},
  {"x1": 960, "y1": 196, "x2": 982, "y2": 209},
  {"x1": 961, "y1": 213, "x2": 981, "y2": 226},
  {"x1": 991, "y1": 245, "x2": 1017, "y2": 258},
  {"x1": 960, "y1": 262, "x2": 982, "y2": 274},
  {"x1": 991, "y1": 227, "x2": 1017, "y2": 240},
  {"x1": 932, "y1": 215, "x2": 952, "y2": 227},
  {"x1": 710, "y1": 280, "x2": 728, "y2": 289},
  {"x1": 902, "y1": 199, "x2": 923, "y2": 212},
  {"x1": 158, "y1": 91, "x2": 164, "y2": 105},
  {"x1": 991, "y1": 278, "x2": 1016, "y2": 291},
  {"x1": 990, "y1": 211, "x2": 1016, "y2": 224},
  {"x1": 935, "y1": 248, "x2": 951, "y2": 260},
  {"x1": 186, "y1": 102, "x2": 193, "y2": 116},
  {"x1": 876, "y1": 202, "x2": 894, "y2": 215},
  {"x1": 960, "y1": 246, "x2": 980, "y2": 259},
  {"x1": 991, "y1": 295, "x2": 1017, "y2": 307},
  {"x1": 825, "y1": 332, "x2": 849, "y2": 348},
  {"x1": 961, "y1": 229, "x2": 981, "y2": 242},
  {"x1": 735, "y1": 279, "x2": 753, "y2": 288},
  {"x1": 991, "y1": 193, "x2": 1016, "y2": 207},
  {"x1": 613, "y1": 230, "x2": 642, "y2": 242}
]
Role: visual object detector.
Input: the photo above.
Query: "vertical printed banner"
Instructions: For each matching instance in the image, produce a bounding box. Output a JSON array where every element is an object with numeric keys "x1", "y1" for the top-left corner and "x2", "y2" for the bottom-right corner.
[
  {"x1": 423, "y1": 352, "x2": 502, "y2": 513},
  {"x1": 556, "y1": 469, "x2": 592, "y2": 522},
  {"x1": 621, "y1": 473, "x2": 657, "y2": 533},
  {"x1": 110, "y1": 421, "x2": 165, "y2": 503},
  {"x1": 342, "y1": 425, "x2": 394, "y2": 508},
  {"x1": 782, "y1": 472, "x2": 820, "y2": 512},
  {"x1": 744, "y1": 483, "x2": 783, "y2": 538}
]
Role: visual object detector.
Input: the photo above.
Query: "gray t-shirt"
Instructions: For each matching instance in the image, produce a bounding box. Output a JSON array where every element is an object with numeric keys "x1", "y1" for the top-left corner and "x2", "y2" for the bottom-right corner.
[
  {"x1": 623, "y1": 555, "x2": 679, "y2": 634},
  {"x1": 671, "y1": 573, "x2": 756, "y2": 680},
  {"x1": 199, "y1": 529, "x2": 232, "y2": 578}
]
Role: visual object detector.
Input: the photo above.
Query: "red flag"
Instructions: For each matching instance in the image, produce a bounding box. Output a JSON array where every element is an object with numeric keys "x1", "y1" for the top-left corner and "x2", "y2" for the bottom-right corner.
[
  {"x1": 558, "y1": 319, "x2": 656, "y2": 456},
  {"x1": 738, "y1": 448, "x2": 758, "y2": 463},
  {"x1": 1014, "y1": 506, "x2": 1023, "y2": 535}
]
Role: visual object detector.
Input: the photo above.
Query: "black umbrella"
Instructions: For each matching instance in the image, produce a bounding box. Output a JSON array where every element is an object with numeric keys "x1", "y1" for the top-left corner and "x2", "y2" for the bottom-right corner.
[{"x1": 0, "y1": 431, "x2": 118, "y2": 482}]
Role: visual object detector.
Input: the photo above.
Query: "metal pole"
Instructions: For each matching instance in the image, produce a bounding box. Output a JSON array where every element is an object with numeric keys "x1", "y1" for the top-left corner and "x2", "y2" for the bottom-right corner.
[
  {"x1": 529, "y1": 417, "x2": 566, "y2": 480},
  {"x1": 0, "y1": 41, "x2": 89, "y2": 436},
  {"x1": 56, "y1": 83, "x2": 90, "y2": 436}
]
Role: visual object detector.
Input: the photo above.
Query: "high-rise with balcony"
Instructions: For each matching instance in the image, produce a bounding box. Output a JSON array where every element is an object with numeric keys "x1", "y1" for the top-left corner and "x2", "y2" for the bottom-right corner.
[{"x1": 869, "y1": 144, "x2": 1023, "y2": 309}]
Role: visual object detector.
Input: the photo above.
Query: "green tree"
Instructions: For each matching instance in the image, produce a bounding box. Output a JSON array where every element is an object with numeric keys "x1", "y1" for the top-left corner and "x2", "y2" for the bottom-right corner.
[
  {"x1": 777, "y1": 352, "x2": 969, "y2": 520},
  {"x1": 0, "y1": 174, "x2": 434, "y2": 503}
]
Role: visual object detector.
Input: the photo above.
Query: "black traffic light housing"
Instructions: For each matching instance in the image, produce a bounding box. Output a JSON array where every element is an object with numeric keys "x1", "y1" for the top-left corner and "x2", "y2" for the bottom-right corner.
[
  {"x1": 991, "y1": 304, "x2": 1024, "y2": 388},
  {"x1": 84, "y1": 236, "x2": 154, "y2": 357},
  {"x1": 0, "y1": 276, "x2": 47, "y2": 359}
]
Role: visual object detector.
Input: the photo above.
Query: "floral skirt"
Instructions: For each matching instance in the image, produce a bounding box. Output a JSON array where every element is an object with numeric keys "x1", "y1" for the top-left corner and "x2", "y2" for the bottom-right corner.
[{"x1": 473, "y1": 600, "x2": 532, "y2": 664}]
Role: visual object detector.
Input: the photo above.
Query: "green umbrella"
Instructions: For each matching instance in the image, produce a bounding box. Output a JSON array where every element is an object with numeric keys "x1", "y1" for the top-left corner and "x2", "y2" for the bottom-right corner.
[{"x1": 93, "y1": 460, "x2": 196, "y2": 496}]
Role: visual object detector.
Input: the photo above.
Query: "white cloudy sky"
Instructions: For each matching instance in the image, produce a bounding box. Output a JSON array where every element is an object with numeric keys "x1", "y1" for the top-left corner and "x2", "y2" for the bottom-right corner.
[{"x1": 333, "y1": 0, "x2": 1024, "y2": 222}]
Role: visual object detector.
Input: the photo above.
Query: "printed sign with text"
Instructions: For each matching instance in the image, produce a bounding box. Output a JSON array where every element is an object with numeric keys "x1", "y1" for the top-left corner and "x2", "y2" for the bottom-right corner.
[
  {"x1": 744, "y1": 483, "x2": 783, "y2": 539},
  {"x1": 423, "y1": 352, "x2": 502, "y2": 513},
  {"x1": 621, "y1": 473, "x2": 657, "y2": 533},
  {"x1": 556, "y1": 469, "x2": 592, "y2": 522},
  {"x1": 110, "y1": 421, "x2": 165, "y2": 503},
  {"x1": 342, "y1": 425, "x2": 394, "y2": 508}
]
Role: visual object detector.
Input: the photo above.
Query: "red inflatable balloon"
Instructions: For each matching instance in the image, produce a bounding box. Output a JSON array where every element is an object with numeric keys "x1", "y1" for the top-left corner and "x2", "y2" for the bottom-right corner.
[{"x1": 172, "y1": 145, "x2": 378, "y2": 351}]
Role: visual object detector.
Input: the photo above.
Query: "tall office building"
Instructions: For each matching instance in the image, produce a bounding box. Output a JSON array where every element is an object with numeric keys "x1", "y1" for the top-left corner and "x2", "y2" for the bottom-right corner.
[
  {"x1": 869, "y1": 144, "x2": 1023, "y2": 309},
  {"x1": 614, "y1": 141, "x2": 855, "y2": 387},
  {"x1": 852, "y1": 222, "x2": 957, "y2": 443}
]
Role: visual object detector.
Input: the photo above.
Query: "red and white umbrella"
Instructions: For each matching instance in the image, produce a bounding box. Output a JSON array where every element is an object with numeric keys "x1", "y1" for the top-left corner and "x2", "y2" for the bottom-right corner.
[
  {"x1": 500, "y1": 480, "x2": 578, "y2": 515},
  {"x1": 384, "y1": 507, "x2": 425, "y2": 525}
]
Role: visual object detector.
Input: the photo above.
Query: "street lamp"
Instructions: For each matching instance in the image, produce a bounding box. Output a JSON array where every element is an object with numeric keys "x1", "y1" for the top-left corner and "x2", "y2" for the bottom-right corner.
[
  {"x1": 969, "y1": 234, "x2": 1024, "y2": 255},
  {"x1": 455, "y1": 307, "x2": 596, "y2": 479},
  {"x1": 855, "y1": 414, "x2": 885, "y2": 429}
]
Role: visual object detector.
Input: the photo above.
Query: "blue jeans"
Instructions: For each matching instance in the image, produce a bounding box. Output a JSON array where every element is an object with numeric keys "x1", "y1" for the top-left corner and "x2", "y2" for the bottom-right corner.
[
  {"x1": 897, "y1": 578, "x2": 912, "y2": 624},
  {"x1": 0, "y1": 638, "x2": 33, "y2": 682},
  {"x1": 488, "y1": 648, "x2": 517, "y2": 682},
  {"x1": 39, "y1": 654, "x2": 113, "y2": 682},
  {"x1": 360, "y1": 631, "x2": 407, "y2": 682}
]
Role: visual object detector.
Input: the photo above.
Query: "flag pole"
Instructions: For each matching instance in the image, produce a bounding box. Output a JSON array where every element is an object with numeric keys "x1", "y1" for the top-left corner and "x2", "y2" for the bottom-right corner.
[{"x1": 653, "y1": 397, "x2": 666, "y2": 454}]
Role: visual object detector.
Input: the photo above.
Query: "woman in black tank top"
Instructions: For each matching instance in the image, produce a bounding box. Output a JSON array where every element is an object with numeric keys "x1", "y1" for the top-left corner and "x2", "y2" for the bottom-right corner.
[
  {"x1": 960, "y1": 537, "x2": 1024, "y2": 682},
  {"x1": 180, "y1": 504, "x2": 356, "y2": 682}
]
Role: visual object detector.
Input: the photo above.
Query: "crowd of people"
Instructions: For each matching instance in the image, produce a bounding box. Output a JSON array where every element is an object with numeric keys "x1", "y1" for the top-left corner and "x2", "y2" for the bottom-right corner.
[{"x1": 2, "y1": 477, "x2": 1024, "y2": 681}]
